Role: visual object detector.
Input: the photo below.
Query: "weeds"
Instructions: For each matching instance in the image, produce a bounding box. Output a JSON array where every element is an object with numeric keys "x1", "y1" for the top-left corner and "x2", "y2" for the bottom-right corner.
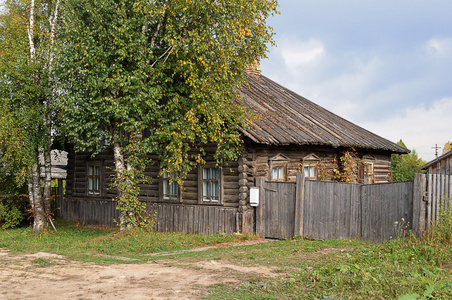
[{"x1": 32, "y1": 258, "x2": 52, "y2": 267}]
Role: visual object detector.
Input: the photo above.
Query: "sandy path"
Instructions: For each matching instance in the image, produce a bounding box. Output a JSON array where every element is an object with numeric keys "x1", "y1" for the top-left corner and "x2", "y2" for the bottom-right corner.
[{"x1": 0, "y1": 248, "x2": 279, "y2": 300}]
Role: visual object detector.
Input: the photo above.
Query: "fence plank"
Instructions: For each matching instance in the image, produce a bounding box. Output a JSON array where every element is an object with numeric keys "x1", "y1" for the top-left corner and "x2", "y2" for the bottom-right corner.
[
  {"x1": 255, "y1": 178, "x2": 266, "y2": 237},
  {"x1": 294, "y1": 174, "x2": 305, "y2": 237}
]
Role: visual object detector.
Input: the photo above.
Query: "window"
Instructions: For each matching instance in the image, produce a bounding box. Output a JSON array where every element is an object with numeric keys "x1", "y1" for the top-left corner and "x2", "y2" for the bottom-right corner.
[
  {"x1": 304, "y1": 165, "x2": 316, "y2": 179},
  {"x1": 162, "y1": 172, "x2": 178, "y2": 201},
  {"x1": 272, "y1": 166, "x2": 285, "y2": 180},
  {"x1": 269, "y1": 154, "x2": 289, "y2": 181},
  {"x1": 87, "y1": 164, "x2": 101, "y2": 195},
  {"x1": 302, "y1": 154, "x2": 319, "y2": 180},
  {"x1": 363, "y1": 162, "x2": 374, "y2": 184},
  {"x1": 200, "y1": 167, "x2": 221, "y2": 204},
  {"x1": 361, "y1": 155, "x2": 375, "y2": 184}
]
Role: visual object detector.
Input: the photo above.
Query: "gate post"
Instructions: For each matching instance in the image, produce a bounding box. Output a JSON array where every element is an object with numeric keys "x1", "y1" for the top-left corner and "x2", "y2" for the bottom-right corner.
[
  {"x1": 255, "y1": 177, "x2": 266, "y2": 237},
  {"x1": 294, "y1": 173, "x2": 305, "y2": 237},
  {"x1": 413, "y1": 173, "x2": 427, "y2": 237}
]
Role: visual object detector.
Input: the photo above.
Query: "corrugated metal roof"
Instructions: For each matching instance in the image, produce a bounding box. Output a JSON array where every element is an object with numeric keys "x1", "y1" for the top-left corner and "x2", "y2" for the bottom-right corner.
[{"x1": 237, "y1": 74, "x2": 409, "y2": 154}]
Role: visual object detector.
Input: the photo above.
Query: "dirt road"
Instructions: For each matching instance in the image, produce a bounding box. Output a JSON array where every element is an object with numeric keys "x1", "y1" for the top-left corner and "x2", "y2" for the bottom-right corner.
[{"x1": 0, "y1": 248, "x2": 278, "y2": 300}]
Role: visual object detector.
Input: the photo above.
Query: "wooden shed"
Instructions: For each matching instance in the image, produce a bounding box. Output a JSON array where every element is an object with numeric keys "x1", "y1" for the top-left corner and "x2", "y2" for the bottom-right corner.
[
  {"x1": 419, "y1": 150, "x2": 452, "y2": 175},
  {"x1": 62, "y1": 72, "x2": 409, "y2": 233}
]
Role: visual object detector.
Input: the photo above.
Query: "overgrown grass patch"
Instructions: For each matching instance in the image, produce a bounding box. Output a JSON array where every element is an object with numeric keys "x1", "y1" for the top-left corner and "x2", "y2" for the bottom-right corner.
[
  {"x1": 204, "y1": 237, "x2": 452, "y2": 299},
  {"x1": 0, "y1": 219, "x2": 256, "y2": 263}
]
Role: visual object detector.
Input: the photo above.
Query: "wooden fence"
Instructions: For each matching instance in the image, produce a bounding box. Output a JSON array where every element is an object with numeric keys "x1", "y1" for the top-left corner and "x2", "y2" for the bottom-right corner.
[
  {"x1": 50, "y1": 179, "x2": 65, "y2": 218},
  {"x1": 58, "y1": 173, "x2": 451, "y2": 241},
  {"x1": 150, "y1": 204, "x2": 238, "y2": 234},
  {"x1": 257, "y1": 174, "x2": 418, "y2": 242},
  {"x1": 415, "y1": 174, "x2": 452, "y2": 235},
  {"x1": 60, "y1": 199, "x2": 239, "y2": 234}
]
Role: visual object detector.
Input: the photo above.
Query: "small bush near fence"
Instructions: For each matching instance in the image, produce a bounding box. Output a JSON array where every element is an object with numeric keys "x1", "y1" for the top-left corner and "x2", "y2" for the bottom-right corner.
[{"x1": 0, "y1": 180, "x2": 29, "y2": 229}]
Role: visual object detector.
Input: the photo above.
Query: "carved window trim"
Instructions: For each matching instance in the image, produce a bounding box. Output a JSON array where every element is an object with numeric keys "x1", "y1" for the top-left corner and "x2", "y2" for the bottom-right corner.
[
  {"x1": 302, "y1": 154, "x2": 319, "y2": 180},
  {"x1": 269, "y1": 154, "x2": 290, "y2": 181}
]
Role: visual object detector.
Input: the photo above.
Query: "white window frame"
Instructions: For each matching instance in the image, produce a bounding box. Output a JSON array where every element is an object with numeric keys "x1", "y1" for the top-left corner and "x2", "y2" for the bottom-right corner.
[{"x1": 198, "y1": 166, "x2": 223, "y2": 204}]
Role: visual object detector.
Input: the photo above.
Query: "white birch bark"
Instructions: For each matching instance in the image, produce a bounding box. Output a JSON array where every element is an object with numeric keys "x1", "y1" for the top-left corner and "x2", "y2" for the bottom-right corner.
[
  {"x1": 27, "y1": 0, "x2": 35, "y2": 62},
  {"x1": 32, "y1": 162, "x2": 45, "y2": 233},
  {"x1": 113, "y1": 135, "x2": 127, "y2": 230}
]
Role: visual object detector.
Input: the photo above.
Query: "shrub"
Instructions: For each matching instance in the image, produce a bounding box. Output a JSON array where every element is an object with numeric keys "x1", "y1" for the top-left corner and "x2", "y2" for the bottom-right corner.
[{"x1": 0, "y1": 178, "x2": 29, "y2": 229}]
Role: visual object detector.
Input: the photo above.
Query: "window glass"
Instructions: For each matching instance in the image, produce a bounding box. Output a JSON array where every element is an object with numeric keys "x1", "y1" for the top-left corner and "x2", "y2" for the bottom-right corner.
[
  {"x1": 304, "y1": 165, "x2": 315, "y2": 179},
  {"x1": 87, "y1": 165, "x2": 100, "y2": 195},
  {"x1": 162, "y1": 172, "x2": 178, "y2": 200},
  {"x1": 272, "y1": 166, "x2": 284, "y2": 180},
  {"x1": 202, "y1": 167, "x2": 220, "y2": 203}
]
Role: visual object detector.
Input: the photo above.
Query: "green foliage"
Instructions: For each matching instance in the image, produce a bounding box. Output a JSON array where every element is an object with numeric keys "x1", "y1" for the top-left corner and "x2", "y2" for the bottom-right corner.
[
  {"x1": 1, "y1": 0, "x2": 61, "y2": 232},
  {"x1": 0, "y1": 177, "x2": 29, "y2": 229},
  {"x1": 56, "y1": 0, "x2": 278, "y2": 227},
  {"x1": 333, "y1": 149, "x2": 358, "y2": 183},
  {"x1": 391, "y1": 140, "x2": 426, "y2": 182},
  {"x1": 422, "y1": 204, "x2": 452, "y2": 248}
]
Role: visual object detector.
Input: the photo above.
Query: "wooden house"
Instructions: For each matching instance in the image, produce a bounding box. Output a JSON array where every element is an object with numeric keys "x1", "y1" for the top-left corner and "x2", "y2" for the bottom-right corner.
[
  {"x1": 419, "y1": 151, "x2": 452, "y2": 175},
  {"x1": 62, "y1": 71, "x2": 409, "y2": 234}
]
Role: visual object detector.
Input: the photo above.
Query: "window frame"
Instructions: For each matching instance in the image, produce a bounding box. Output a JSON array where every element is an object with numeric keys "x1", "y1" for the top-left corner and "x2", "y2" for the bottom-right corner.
[
  {"x1": 361, "y1": 155, "x2": 375, "y2": 184},
  {"x1": 303, "y1": 164, "x2": 316, "y2": 180},
  {"x1": 362, "y1": 161, "x2": 375, "y2": 184},
  {"x1": 86, "y1": 162, "x2": 102, "y2": 196},
  {"x1": 269, "y1": 154, "x2": 290, "y2": 182},
  {"x1": 198, "y1": 165, "x2": 223, "y2": 205},
  {"x1": 159, "y1": 171, "x2": 181, "y2": 202},
  {"x1": 302, "y1": 154, "x2": 319, "y2": 180}
]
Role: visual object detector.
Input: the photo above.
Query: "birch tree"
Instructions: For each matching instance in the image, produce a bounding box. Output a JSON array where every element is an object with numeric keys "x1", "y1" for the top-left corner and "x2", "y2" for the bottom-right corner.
[
  {"x1": 56, "y1": 0, "x2": 278, "y2": 228},
  {"x1": 0, "y1": 0, "x2": 60, "y2": 232}
]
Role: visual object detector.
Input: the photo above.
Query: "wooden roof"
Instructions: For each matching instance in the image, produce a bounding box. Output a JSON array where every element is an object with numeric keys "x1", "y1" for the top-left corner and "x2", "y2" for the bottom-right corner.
[
  {"x1": 419, "y1": 150, "x2": 452, "y2": 170},
  {"x1": 237, "y1": 74, "x2": 409, "y2": 154}
]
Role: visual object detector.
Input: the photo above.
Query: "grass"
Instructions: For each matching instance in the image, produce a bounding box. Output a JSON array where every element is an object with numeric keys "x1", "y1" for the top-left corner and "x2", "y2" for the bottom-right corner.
[
  {"x1": 0, "y1": 219, "x2": 255, "y2": 263},
  {"x1": 1, "y1": 216, "x2": 451, "y2": 299}
]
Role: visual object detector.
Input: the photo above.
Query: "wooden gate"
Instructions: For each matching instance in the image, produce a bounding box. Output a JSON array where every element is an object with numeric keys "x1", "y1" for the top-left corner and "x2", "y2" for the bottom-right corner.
[
  {"x1": 255, "y1": 177, "x2": 303, "y2": 240},
  {"x1": 256, "y1": 174, "x2": 417, "y2": 241}
]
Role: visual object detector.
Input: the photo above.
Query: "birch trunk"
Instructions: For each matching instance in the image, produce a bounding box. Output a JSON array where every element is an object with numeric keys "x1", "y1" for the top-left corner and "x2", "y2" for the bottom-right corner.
[
  {"x1": 31, "y1": 162, "x2": 45, "y2": 233},
  {"x1": 43, "y1": 144, "x2": 52, "y2": 219},
  {"x1": 112, "y1": 135, "x2": 127, "y2": 230}
]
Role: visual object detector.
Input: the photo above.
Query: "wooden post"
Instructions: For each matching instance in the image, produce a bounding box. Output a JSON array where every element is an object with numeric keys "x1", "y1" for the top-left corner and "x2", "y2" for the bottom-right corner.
[
  {"x1": 57, "y1": 178, "x2": 64, "y2": 217},
  {"x1": 427, "y1": 173, "x2": 432, "y2": 229},
  {"x1": 255, "y1": 177, "x2": 266, "y2": 237},
  {"x1": 294, "y1": 173, "x2": 305, "y2": 237},
  {"x1": 413, "y1": 173, "x2": 426, "y2": 237}
]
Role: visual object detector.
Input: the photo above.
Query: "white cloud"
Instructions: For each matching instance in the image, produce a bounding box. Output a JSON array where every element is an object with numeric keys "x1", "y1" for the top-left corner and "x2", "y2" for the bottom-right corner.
[
  {"x1": 424, "y1": 38, "x2": 452, "y2": 57},
  {"x1": 279, "y1": 38, "x2": 325, "y2": 72},
  {"x1": 361, "y1": 97, "x2": 452, "y2": 161}
]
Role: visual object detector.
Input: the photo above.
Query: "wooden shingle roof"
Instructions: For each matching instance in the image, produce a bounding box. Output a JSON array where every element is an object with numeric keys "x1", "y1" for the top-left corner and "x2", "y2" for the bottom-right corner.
[{"x1": 237, "y1": 74, "x2": 409, "y2": 154}]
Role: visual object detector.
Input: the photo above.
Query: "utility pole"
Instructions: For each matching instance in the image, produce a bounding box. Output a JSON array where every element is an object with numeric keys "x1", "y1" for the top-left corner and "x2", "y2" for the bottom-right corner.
[{"x1": 432, "y1": 144, "x2": 440, "y2": 158}]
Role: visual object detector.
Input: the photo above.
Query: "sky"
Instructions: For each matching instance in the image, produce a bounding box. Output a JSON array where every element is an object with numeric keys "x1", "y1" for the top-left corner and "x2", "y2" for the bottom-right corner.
[
  {"x1": 260, "y1": 0, "x2": 452, "y2": 162},
  {"x1": 1, "y1": 1, "x2": 450, "y2": 161}
]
